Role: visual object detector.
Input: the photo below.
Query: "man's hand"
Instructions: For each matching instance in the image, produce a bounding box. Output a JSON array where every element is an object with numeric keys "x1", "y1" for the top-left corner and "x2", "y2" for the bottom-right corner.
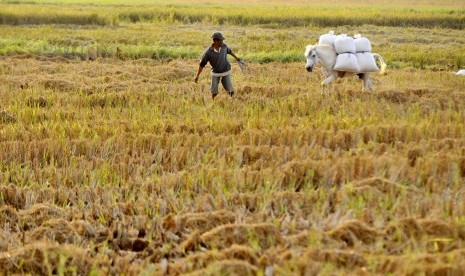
[{"x1": 237, "y1": 59, "x2": 247, "y2": 70}]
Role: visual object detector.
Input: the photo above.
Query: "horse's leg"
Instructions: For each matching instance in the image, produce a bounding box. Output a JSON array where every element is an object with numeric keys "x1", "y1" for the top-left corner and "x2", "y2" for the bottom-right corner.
[
  {"x1": 361, "y1": 73, "x2": 374, "y2": 92},
  {"x1": 321, "y1": 83, "x2": 328, "y2": 95},
  {"x1": 320, "y1": 69, "x2": 331, "y2": 95},
  {"x1": 367, "y1": 79, "x2": 374, "y2": 91},
  {"x1": 365, "y1": 73, "x2": 374, "y2": 91},
  {"x1": 321, "y1": 74, "x2": 336, "y2": 95},
  {"x1": 322, "y1": 83, "x2": 334, "y2": 95},
  {"x1": 357, "y1": 73, "x2": 365, "y2": 92}
]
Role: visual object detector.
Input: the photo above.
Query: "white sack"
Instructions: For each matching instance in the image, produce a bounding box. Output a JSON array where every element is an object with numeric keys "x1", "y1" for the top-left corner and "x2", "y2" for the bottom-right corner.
[
  {"x1": 356, "y1": 52, "x2": 379, "y2": 72},
  {"x1": 334, "y1": 35, "x2": 356, "y2": 54},
  {"x1": 319, "y1": 31, "x2": 337, "y2": 46},
  {"x1": 334, "y1": 53, "x2": 360, "y2": 72},
  {"x1": 455, "y1": 69, "x2": 465, "y2": 75},
  {"x1": 355, "y1": 37, "x2": 372, "y2": 52}
]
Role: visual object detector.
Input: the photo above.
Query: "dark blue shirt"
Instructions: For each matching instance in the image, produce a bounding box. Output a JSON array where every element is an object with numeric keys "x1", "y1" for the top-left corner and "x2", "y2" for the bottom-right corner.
[{"x1": 199, "y1": 44, "x2": 232, "y2": 73}]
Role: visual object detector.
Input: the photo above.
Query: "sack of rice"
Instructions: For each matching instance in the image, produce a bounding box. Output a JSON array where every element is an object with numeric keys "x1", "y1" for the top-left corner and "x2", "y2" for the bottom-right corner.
[
  {"x1": 354, "y1": 34, "x2": 372, "y2": 53},
  {"x1": 334, "y1": 53, "x2": 360, "y2": 72},
  {"x1": 334, "y1": 35, "x2": 356, "y2": 54},
  {"x1": 356, "y1": 52, "x2": 379, "y2": 72},
  {"x1": 319, "y1": 31, "x2": 337, "y2": 46}
]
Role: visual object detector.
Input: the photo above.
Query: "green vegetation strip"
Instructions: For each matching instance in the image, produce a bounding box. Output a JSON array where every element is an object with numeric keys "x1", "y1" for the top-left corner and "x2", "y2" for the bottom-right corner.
[
  {"x1": 0, "y1": 1, "x2": 464, "y2": 67},
  {"x1": 0, "y1": 3, "x2": 464, "y2": 29}
]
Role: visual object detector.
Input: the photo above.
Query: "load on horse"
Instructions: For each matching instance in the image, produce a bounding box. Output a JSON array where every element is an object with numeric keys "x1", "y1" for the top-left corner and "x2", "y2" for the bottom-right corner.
[{"x1": 305, "y1": 31, "x2": 386, "y2": 95}]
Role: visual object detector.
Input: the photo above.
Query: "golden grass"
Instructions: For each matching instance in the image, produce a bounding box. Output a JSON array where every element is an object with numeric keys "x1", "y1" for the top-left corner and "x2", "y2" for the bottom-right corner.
[
  {"x1": 0, "y1": 54, "x2": 465, "y2": 274},
  {"x1": 0, "y1": 0, "x2": 465, "y2": 273}
]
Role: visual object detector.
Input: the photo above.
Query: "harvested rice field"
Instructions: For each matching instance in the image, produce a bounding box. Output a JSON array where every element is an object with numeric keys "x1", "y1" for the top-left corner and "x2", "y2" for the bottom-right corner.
[{"x1": 1, "y1": 0, "x2": 465, "y2": 275}]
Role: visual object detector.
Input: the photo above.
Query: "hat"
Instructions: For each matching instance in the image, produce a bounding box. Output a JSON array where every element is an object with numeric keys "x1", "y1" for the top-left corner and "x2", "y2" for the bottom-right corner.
[{"x1": 211, "y1": 32, "x2": 225, "y2": 40}]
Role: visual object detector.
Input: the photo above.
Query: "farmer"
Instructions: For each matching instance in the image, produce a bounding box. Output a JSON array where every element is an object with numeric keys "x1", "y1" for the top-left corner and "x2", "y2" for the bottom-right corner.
[{"x1": 194, "y1": 32, "x2": 242, "y2": 99}]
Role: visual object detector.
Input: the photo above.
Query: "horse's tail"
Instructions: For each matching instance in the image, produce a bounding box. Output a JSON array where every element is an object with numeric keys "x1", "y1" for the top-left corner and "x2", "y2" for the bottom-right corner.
[{"x1": 372, "y1": 53, "x2": 387, "y2": 75}]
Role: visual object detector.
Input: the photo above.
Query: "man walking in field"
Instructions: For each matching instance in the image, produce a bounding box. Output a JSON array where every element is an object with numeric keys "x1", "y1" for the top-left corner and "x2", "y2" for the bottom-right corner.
[{"x1": 194, "y1": 32, "x2": 242, "y2": 99}]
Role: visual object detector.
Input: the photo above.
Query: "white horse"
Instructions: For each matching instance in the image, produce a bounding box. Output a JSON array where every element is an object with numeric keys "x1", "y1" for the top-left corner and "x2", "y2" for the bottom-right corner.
[{"x1": 305, "y1": 44, "x2": 386, "y2": 94}]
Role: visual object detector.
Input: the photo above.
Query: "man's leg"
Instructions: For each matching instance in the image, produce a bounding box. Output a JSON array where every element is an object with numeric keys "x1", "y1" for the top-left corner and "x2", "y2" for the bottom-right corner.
[
  {"x1": 211, "y1": 76, "x2": 220, "y2": 99},
  {"x1": 221, "y1": 74, "x2": 234, "y2": 97}
]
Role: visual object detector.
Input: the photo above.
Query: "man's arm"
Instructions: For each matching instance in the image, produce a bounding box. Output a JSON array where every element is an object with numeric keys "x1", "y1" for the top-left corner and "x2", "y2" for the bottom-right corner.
[
  {"x1": 194, "y1": 66, "x2": 204, "y2": 83},
  {"x1": 196, "y1": 50, "x2": 209, "y2": 83},
  {"x1": 229, "y1": 50, "x2": 241, "y2": 61}
]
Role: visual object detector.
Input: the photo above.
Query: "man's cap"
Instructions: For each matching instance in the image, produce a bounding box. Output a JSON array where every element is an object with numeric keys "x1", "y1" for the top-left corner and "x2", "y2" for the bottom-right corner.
[{"x1": 212, "y1": 32, "x2": 226, "y2": 40}]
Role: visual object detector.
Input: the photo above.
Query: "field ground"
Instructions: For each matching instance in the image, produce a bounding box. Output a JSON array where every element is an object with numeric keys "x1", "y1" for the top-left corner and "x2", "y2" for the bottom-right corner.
[{"x1": 1, "y1": 0, "x2": 465, "y2": 275}]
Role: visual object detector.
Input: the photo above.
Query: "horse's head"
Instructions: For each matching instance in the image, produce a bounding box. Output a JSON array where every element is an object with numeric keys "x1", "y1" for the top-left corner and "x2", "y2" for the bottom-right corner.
[{"x1": 304, "y1": 45, "x2": 318, "y2": 72}]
